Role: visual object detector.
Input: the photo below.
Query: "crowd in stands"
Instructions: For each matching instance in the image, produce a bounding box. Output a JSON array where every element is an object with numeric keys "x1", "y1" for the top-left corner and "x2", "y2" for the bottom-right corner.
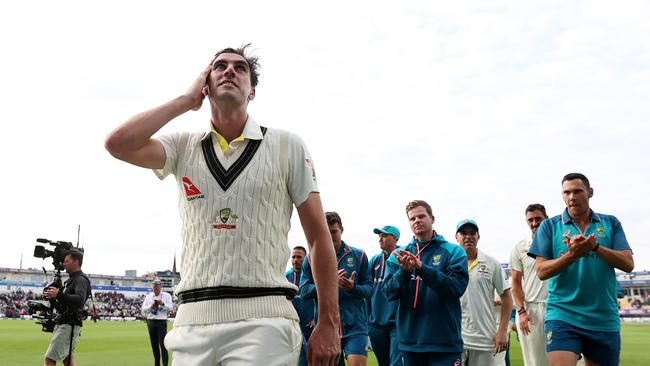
[
  {"x1": 1, "y1": 290, "x2": 176, "y2": 319},
  {"x1": 1, "y1": 290, "x2": 44, "y2": 318},
  {"x1": 94, "y1": 291, "x2": 147, "y2": 318}
]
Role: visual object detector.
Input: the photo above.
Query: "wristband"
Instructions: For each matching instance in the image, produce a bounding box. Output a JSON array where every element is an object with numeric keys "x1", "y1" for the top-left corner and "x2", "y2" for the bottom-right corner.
[
  {"x1": 592, "y1": 243, "x2": 600, "y2": 252},
  {"x1": 517, "y1": 307, "x2": 527, "y2": 315}
]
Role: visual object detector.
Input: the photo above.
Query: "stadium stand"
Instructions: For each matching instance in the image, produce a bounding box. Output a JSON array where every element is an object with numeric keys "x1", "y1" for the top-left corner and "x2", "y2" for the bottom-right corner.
[{"x1": 0, "y1": 267, "x2": 179, "y2": 320}]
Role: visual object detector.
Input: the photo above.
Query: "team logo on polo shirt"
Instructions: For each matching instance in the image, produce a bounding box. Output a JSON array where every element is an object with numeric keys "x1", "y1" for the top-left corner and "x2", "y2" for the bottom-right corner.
[
  {"x1": 182, "y1": 177, "x2": 205, "y2": 201},
  {"x1": 596, "y1": 226, "x2": 607, "y2": 237},
  {"x1": 212, "y1": 208, "x2": 239, "y2": 229},
  {"x1": 546, "y1": 330, "x2": 553, "y2": 344},
  {"x1": 477, "y1": 264, "x2": 488, "y2": 274},
  {"x1": 347, "y1": 257, "x2": 354, "y2": 267}
]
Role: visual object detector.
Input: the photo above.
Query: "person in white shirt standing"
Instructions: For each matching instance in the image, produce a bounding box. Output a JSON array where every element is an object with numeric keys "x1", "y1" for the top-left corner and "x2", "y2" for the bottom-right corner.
[
  {"x1": 457, "y1": 219, "x2": 512, "y2": 366},
  {"x1": 510, "y1": 204, "x2": 549, "y2": 366},
  {"x1": 142, "y1": 279, "x2": 174, "y2": 366}
]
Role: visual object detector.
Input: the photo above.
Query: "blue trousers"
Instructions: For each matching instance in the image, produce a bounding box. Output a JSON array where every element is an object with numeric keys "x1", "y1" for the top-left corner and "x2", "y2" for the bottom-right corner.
[
  {"x1": 402, "y1": 351, "x2": 461, "y2": 366},
  {"x1": 369, "y1": 325, "x2": 401, "y2": 366}
]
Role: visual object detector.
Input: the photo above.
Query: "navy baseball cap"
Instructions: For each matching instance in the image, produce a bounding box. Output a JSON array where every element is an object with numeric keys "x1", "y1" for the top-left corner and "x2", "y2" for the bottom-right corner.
[
  {"x1": 373, "y1": 225, "x2": 400, "y2": 240},
  {"x1": 456, "y1": 219, "x2": 479, "y2": 233}
]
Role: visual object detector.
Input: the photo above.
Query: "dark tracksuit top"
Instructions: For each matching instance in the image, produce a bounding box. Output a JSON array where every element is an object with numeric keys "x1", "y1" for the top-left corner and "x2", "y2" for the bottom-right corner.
[
  {"x1": 300, "y1": 241, "x2": 372, "y2": 337},
  {"x1": 369, "y1": 250, "x2": 400, "y2": 329},
  {"x1": 382, "y1": 234, "x2": 469, "y2": 353},
  {"x1": 285, "y1": 268, "x2": 315, "y2": 333}
]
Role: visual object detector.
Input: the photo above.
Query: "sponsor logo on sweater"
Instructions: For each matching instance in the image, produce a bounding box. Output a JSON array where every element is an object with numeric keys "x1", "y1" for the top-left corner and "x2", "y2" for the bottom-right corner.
[{"x1": 182, "y1": 177, "x2": 205, "y2": 201}]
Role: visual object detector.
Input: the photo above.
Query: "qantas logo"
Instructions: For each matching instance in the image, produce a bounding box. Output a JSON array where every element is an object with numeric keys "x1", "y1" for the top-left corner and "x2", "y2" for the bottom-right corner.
[{"x1": 182, "y1": 177, "x2": 205, "y2": 201}]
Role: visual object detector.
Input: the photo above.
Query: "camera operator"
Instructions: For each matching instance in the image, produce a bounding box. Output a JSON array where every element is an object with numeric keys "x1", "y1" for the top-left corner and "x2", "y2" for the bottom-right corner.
[{"x1": 42, "y1": 250, "x2": 91, "y2": 366}]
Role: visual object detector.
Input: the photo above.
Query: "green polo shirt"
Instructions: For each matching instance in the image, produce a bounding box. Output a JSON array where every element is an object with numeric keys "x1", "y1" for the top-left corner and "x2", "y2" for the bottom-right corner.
[{"x1": 529, "y1": 209, "x2": 631, "y2": 331}]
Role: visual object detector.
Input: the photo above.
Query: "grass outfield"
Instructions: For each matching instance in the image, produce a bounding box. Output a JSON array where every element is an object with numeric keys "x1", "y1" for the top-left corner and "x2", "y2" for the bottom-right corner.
[{"x1": 1, "y1": 321, "x2": 649, "y2": 365}]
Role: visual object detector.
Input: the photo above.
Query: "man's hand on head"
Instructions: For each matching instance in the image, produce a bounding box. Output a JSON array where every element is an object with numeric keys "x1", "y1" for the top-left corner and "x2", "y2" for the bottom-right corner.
[{"x1": 184, "y1": 65, "x2": 212, "y2": 111}]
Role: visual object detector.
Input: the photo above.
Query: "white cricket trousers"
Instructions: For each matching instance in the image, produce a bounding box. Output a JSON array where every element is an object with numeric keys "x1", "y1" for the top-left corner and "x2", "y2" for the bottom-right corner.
[
  {"x1": 462, "y1": 349, "x2": 498, "y2": 366},
  {"x1": 165, "y1": 317, "x2": 302, "y2": 366},
  {"x1": 516, "y1": 302, "x2": 548, "y2": 366}
]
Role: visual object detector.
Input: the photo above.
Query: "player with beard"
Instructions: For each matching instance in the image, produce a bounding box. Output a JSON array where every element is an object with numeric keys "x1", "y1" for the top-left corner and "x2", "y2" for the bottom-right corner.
[{"x1": 510, "y1": 204, "x2": 549, "y2": 366}]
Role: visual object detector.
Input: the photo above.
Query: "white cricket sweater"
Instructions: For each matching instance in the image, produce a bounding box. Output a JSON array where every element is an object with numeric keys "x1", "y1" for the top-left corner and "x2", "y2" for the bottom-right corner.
[{"x1": 155, "y1": 119, "x2": 318, "y2": 326}]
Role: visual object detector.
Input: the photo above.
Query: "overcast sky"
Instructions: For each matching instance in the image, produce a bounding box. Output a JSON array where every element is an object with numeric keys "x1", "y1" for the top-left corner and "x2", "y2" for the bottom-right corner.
[{"x1": 2, "y1": 1, "x2": 649, "y2": 277}]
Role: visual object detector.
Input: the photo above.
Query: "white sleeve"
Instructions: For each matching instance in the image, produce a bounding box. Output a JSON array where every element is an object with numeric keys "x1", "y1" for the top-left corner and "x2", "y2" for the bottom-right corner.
[
  {"x1": 162, "y1": 292, "x2": 174, "y2": 312},
  {"x1": 286, "y1": 132, "x2": 319, "y2": 207},
  {"x1": 509, "y1": 243, "x2": 523, "y2": 272},
  {"x1": 141, "y1": 293, "x2": 153, "y2": 315},
  {"x1": 153, "y1": 132, "x2": 184, "y2": 180},
  {"x1": 495, "y1": 263, "x2": 511, "y2": 296}
]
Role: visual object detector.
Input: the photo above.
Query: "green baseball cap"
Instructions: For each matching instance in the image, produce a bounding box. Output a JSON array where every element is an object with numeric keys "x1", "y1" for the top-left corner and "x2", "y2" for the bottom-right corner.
[
  {"x1": 373, "y1": 225, "x2": 400, "y2": 240},
  {"x1": 456, "y1": 219, "x2": 479, "y2": 233}
]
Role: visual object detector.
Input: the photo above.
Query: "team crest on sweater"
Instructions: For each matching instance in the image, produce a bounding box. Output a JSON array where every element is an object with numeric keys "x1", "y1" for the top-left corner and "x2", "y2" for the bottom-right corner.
[{"x1": 212, "y1": 208, "x2": 239, "y2": 229}]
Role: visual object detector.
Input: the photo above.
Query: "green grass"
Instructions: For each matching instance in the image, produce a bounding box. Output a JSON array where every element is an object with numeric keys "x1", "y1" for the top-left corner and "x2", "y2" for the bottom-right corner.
[{"x1": 1, "y1": 321, "x2": 649, "y2": 365}]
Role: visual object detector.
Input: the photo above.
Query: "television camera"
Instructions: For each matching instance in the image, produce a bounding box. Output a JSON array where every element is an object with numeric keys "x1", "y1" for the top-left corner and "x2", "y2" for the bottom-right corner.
[{"x1": 28, "y1": 238, "x2": 84, "y2": 332}]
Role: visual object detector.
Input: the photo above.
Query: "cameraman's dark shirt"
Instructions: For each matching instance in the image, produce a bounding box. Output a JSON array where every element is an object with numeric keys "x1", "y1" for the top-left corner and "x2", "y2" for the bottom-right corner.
[{"x1": 56, "y1": 270, "x2": 91, "y2": 326}]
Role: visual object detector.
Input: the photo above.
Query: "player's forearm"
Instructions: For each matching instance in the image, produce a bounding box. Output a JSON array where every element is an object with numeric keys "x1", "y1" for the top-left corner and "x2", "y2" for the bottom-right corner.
[
  {"x1": 349, "y1": 282, "x2": 373, "y2": 299},
  {"x1": 381, "y1": 265, "x2": 410, "y2": 300},
  {"x1": 309, "y1": 237, "x2": 339, "y2": 326},
  {"x1": 510, "y1": 273, "x2": 526, "y2": 309},
  {"x1": 511, "y1": 286, "x2": 525, "y2": 309},
  {"x1": 418, "y1": 263, "x2": 468, "y2": 298},
  {"x1": 498, "y1": 290, "x2": 513, "y2": 334},
  {"x1": 535, "y1": 254, "x2": 578, "y2": 280},
  {"x1": 296, "y1": 194, "x2": 339, "y2": 326},
  {"x1": 596, "y1": 248, "x2": 634, "y2": 272},
  {"x1": 106, "y1": 95, "x2": 192, "y2": 157}
]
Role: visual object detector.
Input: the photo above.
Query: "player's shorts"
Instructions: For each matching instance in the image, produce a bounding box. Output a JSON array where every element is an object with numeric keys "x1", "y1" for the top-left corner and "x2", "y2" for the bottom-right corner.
[
  {"x1": 45, "y1": 324, "x2": 81, "y2": 362},
  {"x1": 341, "y1": 333, "x2": 369, "y2": 357},
  {"x1": 165, "y1": 317, "x2": 302, "y2": 366},
  {"x1": 545, "y1": 320, "x2": 620, "y2": 366}
]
